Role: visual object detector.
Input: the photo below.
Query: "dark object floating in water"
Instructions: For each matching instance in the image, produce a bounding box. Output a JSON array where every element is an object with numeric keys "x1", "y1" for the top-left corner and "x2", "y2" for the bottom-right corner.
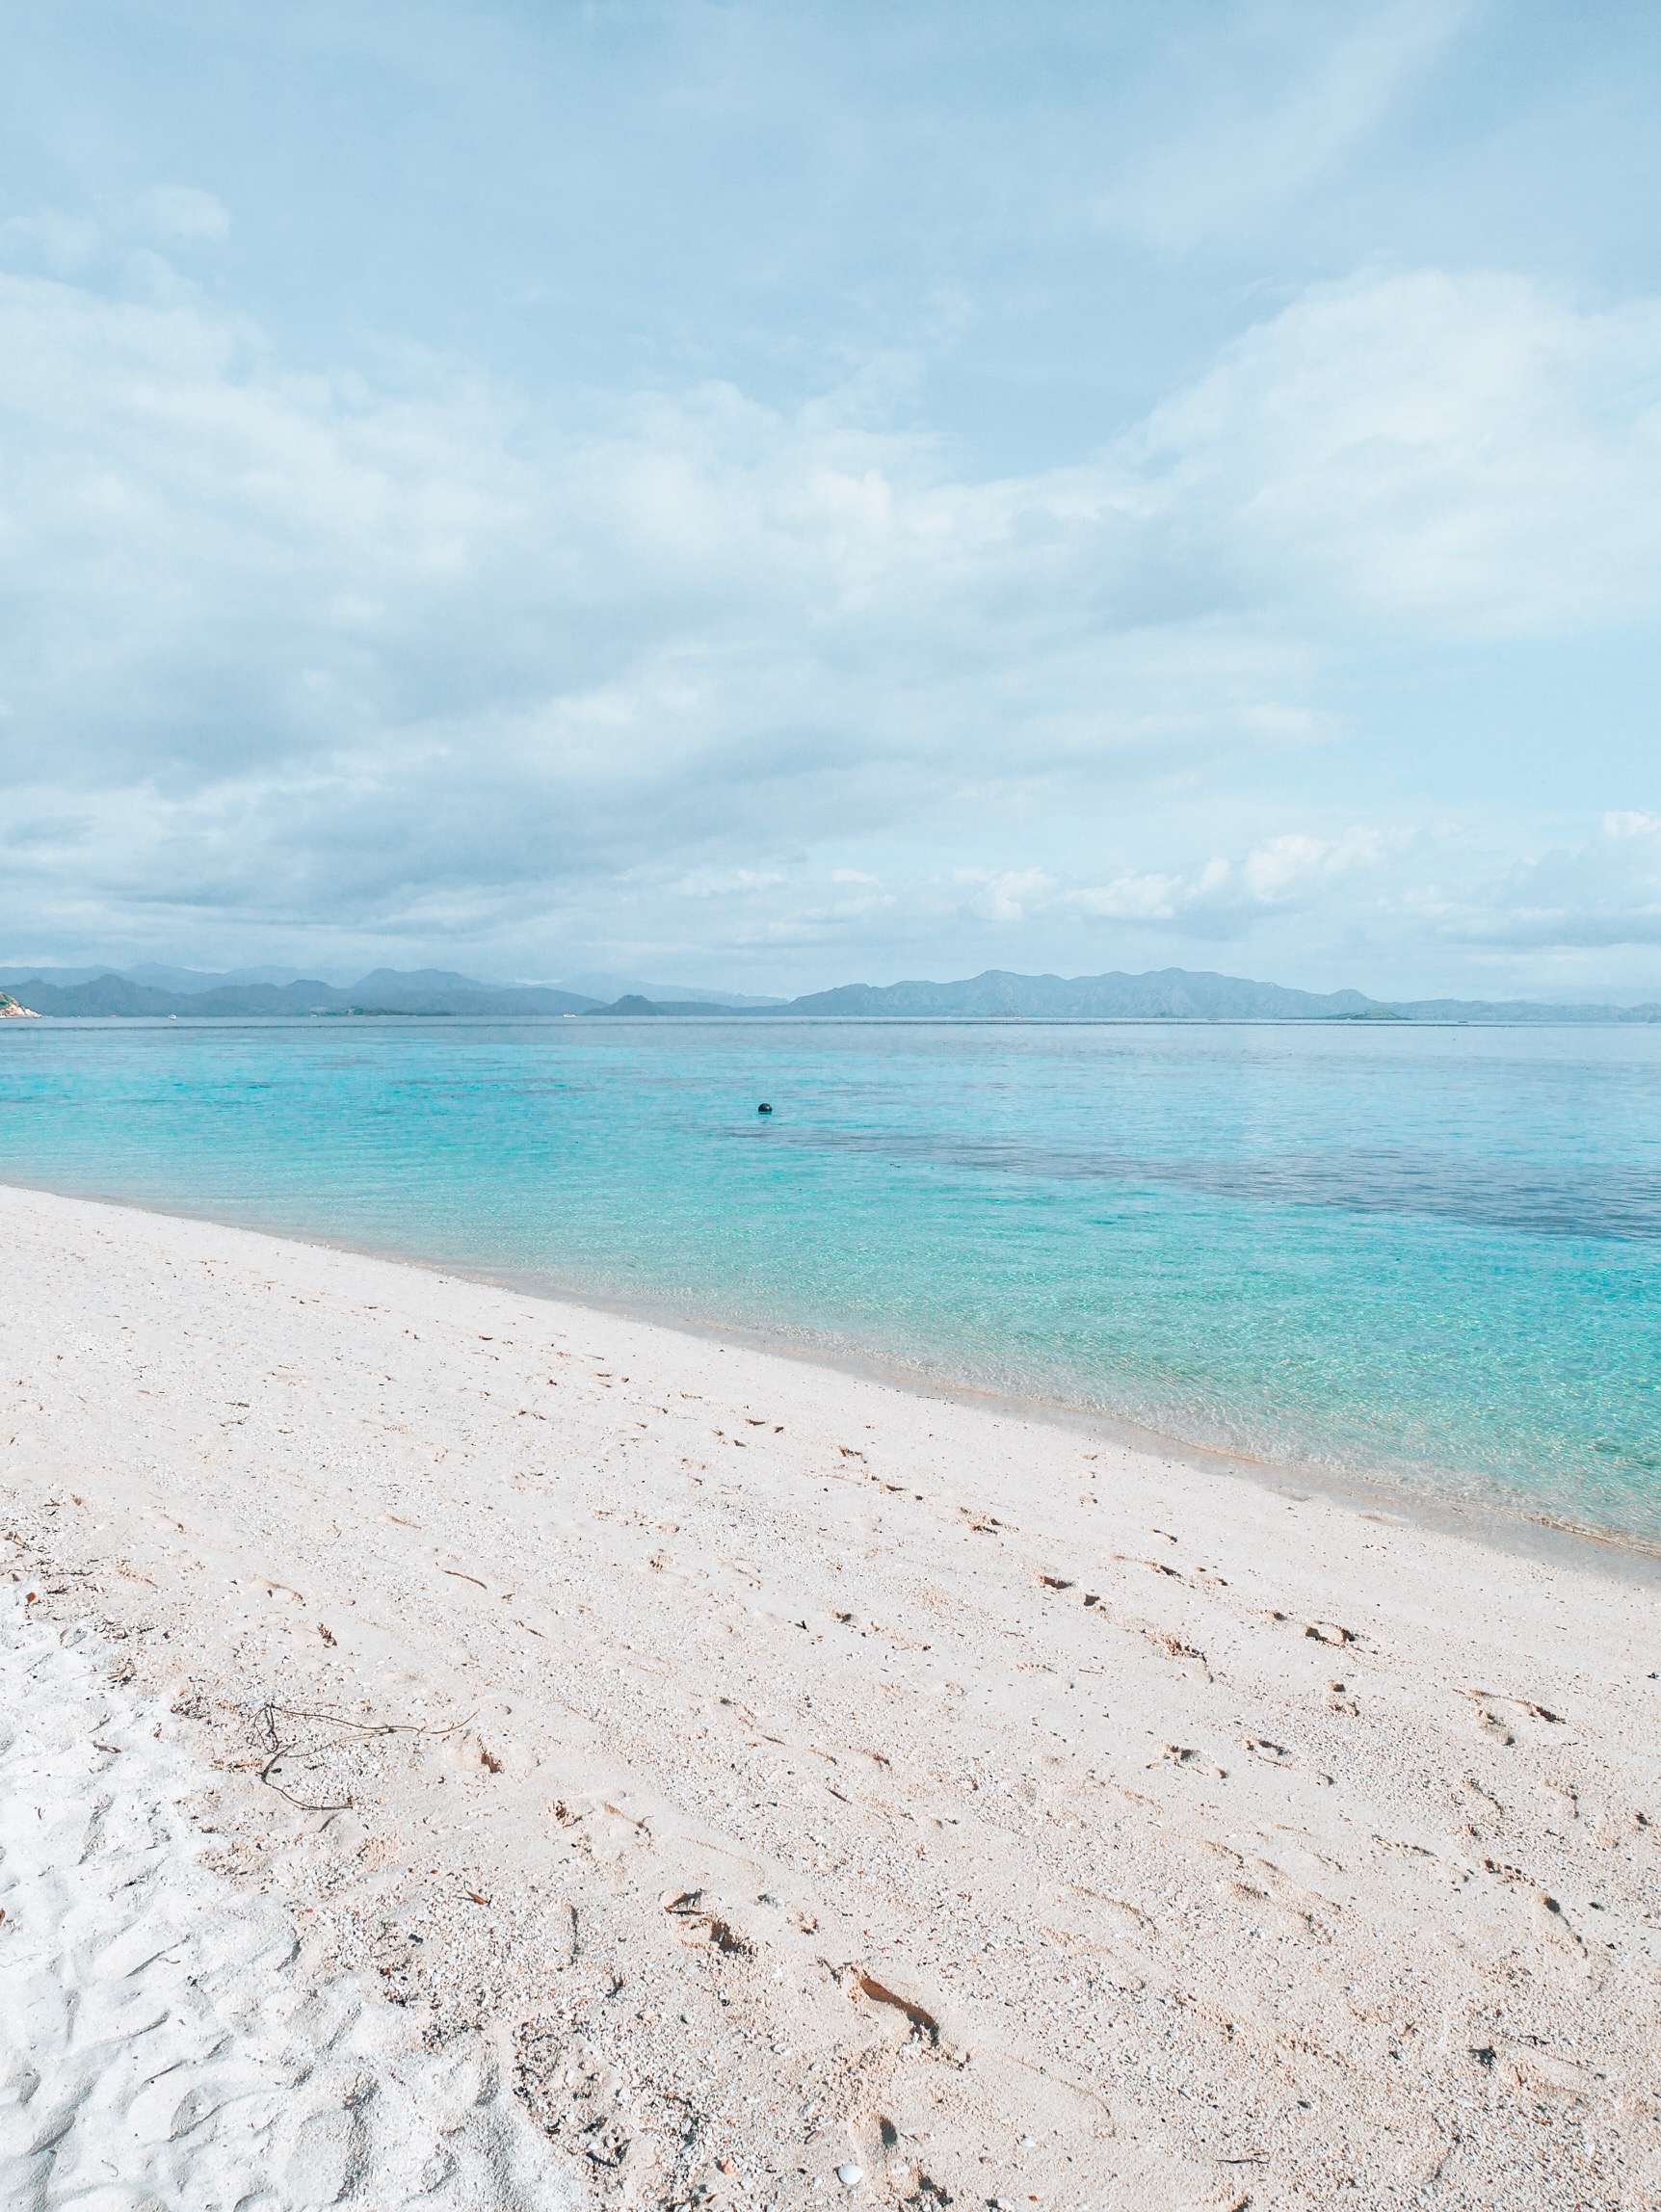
[{"x1": 757, "y1": 1102, "x2": 773, "y2": 1115}]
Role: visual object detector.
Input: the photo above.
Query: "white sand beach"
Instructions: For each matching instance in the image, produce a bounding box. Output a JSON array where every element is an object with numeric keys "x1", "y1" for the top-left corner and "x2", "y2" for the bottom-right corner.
[{"x1": 4, "y1": 1180, "x2": 1660, "y2": 2210}]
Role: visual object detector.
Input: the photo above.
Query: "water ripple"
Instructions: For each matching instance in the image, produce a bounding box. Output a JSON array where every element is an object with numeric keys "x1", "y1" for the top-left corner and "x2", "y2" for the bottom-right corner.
[{"x1": 750, "y1": 1126, "x2": 1661, "y2": 1240}]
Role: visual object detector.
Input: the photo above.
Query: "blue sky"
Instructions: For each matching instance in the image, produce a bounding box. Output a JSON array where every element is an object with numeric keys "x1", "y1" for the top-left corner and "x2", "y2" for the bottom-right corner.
[{"x1": 1, "y1": 0, "x2": 1659, "y2": 996}]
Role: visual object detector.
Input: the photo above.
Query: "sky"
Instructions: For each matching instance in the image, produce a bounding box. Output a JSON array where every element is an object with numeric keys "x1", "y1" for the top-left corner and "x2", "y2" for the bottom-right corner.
[{"x1": 1, "y1": 0, "x2": 1659, "y2": 999}]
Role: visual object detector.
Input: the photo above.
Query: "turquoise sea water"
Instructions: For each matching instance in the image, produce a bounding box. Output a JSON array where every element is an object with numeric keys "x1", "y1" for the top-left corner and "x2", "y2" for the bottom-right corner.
[{"x1": 2, "y1": 1016, "x2": 1658, "y2": 1540}]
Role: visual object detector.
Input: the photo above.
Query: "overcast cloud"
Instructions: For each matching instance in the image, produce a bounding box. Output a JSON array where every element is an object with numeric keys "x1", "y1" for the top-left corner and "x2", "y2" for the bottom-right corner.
[{"x1": 1, "y1": 1, "x2": 1659, "y2": 997}]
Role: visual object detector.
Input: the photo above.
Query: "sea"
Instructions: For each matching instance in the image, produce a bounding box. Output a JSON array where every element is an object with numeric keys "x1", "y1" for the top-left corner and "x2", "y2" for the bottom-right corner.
[{"x1": 2, "y1": 1015, "x2": 1658, "y2": 1543}]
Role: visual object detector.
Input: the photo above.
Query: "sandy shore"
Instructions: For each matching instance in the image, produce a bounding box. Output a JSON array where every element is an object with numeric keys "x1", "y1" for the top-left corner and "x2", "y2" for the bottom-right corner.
[{"x1": 3, "y1": 1182, "x2": 1660, "y2": 2210}]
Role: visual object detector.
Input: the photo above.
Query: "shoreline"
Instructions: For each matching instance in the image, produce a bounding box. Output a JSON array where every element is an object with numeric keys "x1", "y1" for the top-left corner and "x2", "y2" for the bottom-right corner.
[
  {"x1": 6, "y1": 1178, "x2": 1661, "y2": 2205},
  {"x1": 5, "y1": 1166, "x2": 1658, "y2": 1589},
  {"x1": 8, "y1": 1009, "x2": 1661, "y2": 1026}
]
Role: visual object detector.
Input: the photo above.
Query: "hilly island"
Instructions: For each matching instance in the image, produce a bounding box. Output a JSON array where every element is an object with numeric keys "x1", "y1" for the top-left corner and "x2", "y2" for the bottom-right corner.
[{"x1": 2, "y1": 963, "x2": 1658, "y2": 1022}]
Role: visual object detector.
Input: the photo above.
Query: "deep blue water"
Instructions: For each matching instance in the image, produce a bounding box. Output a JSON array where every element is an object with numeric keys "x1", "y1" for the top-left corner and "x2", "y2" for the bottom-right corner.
[{"x1": 2, "y1": 1016, "x2": 1658, "y2": 1538}]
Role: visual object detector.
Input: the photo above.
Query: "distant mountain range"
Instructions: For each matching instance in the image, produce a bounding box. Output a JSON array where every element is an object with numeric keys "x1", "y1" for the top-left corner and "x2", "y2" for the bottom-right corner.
[
  {"x1": 0, "y1": 967, "x2": 601, "y2": 1018},
  {"x1": 0, "y1": 963, "x2": 787, "y2": 1015},
  {"x1": 0, "y1": 961, "x2": 1657, "y2": 1023},
  {"x1": 778, "y1": 969, "x2": 1661, "y2": 1022},
  {"x1": 785, "y1": 970, "x2": 1379, "y2": 1019}
]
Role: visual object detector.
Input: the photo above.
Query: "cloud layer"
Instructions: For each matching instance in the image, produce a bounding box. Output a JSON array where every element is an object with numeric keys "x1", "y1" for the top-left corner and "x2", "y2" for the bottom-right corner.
[{"x1": 1, "y1": 0, "x2": 1659, "y2": 995}]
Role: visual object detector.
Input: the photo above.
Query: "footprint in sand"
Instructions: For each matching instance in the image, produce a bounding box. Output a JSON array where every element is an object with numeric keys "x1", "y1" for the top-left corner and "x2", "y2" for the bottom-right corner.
[
  {"x1": 1461, "y1": 1687, "x2": 1566, "y2": 1734},
  {"x1": 1155, "y1": 1743, "x2": 1227, "y2": 1779},
  {"x1": 1244, "y1": 1735, "x2": 1293, "y2": 1763},
  {"x1": 660, "y1": 1887, "x2": 753, "y2": 1953},
  {"x1": 1304, "y1": 1620, "x2": 1361, "y2": 1648},
  {"x1": 1143, "y1": 1628, "x2": 1209, "y2": 1672}
]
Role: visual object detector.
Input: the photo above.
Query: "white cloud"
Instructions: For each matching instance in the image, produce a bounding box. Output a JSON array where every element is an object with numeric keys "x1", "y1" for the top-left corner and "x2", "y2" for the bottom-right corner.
[
  {"x1": 1072, "y1": 831, "x2": 1389, "y2": 936},
  {"x1": 0, "y1": 264, "x2": 1295, "y2": 946},
  {"x1": 956, "y1": 867, "x2": 1057, "y2": 922},
  {"x1": 1, "y1": 250, "x2": 1660, "y2": 978},
  {"x1": 1074, "y1": 860, "x2": 1226, "y2": 925},
  {"x1": 1054, "y1": 813, "x2": 1661, "y2": 974},
  {"x1": 1433, "y1": 812, "x2": 1661, "y2": 949},
  {"x1": 131, "y1": 186, "x2": 232, "y2": 246},
  {"x1": 672, "y1": 868, "x2": 787, "y2": 899},
  {"x1": 1128, "y1": 268, "x2": 1661, "y2": 634}
]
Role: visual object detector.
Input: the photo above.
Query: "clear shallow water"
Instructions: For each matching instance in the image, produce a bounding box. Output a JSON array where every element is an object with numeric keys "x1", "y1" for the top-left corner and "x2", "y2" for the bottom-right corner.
[{"x1": 2, "y1": 1016, "x2": 1658, "y2": 1539}]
